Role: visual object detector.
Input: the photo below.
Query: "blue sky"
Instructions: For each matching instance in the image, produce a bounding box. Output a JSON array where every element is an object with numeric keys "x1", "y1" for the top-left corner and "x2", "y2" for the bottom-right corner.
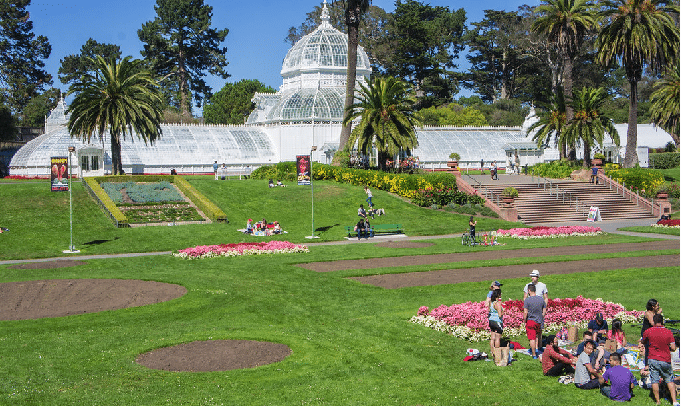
[{"x1": 28, "y1": 0, "x2": 540, "y2": 104}]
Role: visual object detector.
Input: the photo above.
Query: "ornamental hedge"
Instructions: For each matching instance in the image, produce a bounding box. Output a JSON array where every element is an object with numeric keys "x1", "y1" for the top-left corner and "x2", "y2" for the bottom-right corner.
[
  {"x1": 649, "y1": 152, "x2": 680, "y2": 169},
  {"x1": 603, "y1": 167, "x2": 665, "y2": 198}
]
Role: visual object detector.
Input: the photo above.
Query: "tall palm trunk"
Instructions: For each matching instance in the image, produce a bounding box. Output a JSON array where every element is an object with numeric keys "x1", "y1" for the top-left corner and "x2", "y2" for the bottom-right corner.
[
  {"x1": 563, "y1": 56, "x2": 576, "y2": 160},
  {"x1": 339, "y1": 9, "x2": 361, "y2": 157},
  {"x1": 111, "y1": 136, "x2": 123, "y2": 175},
  {"x1": 625, "y1": 79, "x2": 639, "y2": 167}
]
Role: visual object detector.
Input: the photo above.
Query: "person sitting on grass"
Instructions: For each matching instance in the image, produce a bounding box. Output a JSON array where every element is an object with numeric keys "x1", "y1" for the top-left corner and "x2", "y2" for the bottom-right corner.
[
  {"x1": 358, "y1": 204, "x2": 367, "y2": 220},
  {"x1": 599, "y1": 352, "x2": 635, "y2": 402},
  {"x1": 607, "y1": 319, "x2": 627, "y2": 350},
  {"x1": 542, "y1": 335, "x2": 576, "y2": 376},
  {"x1": 354, "y1": 219, "x2": 368, "y2": 240},
  {"x1": 588, "y1": 313, "x2": 609, "y2": 341},
  {"x1": 268, "y1": 179, "x2": 275, "y2": 188},
  {"x1": 574, "y1": 340, "x2": 603, "y2": 390},
  {"x1": 245, "y1": 219, "x2": 253, "y2": 234}
]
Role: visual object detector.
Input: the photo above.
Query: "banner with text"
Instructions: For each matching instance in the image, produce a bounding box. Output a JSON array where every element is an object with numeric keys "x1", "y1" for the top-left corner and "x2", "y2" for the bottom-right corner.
[
  {"x1": 297, "y1": 155, "x2": 311, "y2": 186},
  {"x1": 51, "y1": 157, "x2": 69, "y2": 192}
]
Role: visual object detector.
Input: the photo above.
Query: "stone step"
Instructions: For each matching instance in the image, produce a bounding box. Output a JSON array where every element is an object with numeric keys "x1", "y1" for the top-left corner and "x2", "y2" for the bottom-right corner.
[{"x1": 473, "y1": 181, "x2": 655, "y2": 224}]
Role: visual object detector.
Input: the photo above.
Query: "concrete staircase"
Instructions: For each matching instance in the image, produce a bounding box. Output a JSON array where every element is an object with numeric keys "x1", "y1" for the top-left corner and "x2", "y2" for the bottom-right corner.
[{"x1": 475, "y1": 180, "x2": 656, "y2": 224}]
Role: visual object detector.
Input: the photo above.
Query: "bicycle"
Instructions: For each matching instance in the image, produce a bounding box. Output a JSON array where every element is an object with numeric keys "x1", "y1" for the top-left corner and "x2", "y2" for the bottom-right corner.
[{"x1": 461, "y1": 232, "x2": 479, "y2": 246}]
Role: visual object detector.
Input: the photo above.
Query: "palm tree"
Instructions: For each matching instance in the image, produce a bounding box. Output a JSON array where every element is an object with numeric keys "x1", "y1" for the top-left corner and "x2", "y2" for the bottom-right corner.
[
  {"x1": 338, "y1": 0, "x2": 372, "y2": 155},
  {"x1": 562, "y1": 87, "x2": 619, "y2": 167},
  {"x1": 532, "y1": 0, "x2": 596, "y2": 157},
  {"x1": 596, "y1": 0, "x2": 679, "y2": 167},
  {"x1": 649, "y1": 67, "x2": 679, "y2": 148},
  {"x1": 529, "y1": 88, "x2": 568, "y2": 159},
  {"x1": 343, "y1": 76, "x2": 419, "y2": 169},
  {"x1": 67, "y1": 56, "x2": 164, "y2": 175}
]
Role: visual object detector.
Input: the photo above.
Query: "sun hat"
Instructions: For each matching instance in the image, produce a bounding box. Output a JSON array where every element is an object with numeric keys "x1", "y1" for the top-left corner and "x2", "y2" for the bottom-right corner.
[{"x1": 529, "y1": 270, "x2": 540, "y2": 277}]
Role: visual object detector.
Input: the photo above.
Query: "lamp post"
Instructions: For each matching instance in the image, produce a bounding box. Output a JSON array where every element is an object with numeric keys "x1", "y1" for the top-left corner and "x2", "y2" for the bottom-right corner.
[
  {"x1": 306, "y1": 146, "x2": 319, "y2": 239},
  {"x1": 63, "y1": 146, "x2": 80, "y2": 254}
]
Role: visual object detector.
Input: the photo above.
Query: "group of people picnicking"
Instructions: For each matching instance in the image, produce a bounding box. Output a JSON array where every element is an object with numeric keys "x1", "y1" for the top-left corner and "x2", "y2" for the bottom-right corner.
[
  {"x1": 486, "y1": 272, "x2": 679, "y2": 404},
  {"x1": 244, "y1": 218, "x2": 283, "y2": 235},
  {"x1": 268, "y1": 179, "x2": 286, "y2": 188}
]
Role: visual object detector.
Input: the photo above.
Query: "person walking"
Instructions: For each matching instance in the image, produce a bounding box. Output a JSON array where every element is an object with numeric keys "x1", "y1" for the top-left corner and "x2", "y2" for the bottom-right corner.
[
  {"x1": 523, "y1": 284, "x2": 546, "y2": 359},
  {"x1": 213, "y1": 160, "x2": 219, "y2": 180},
  {"x1": 469, "y1": 216, "x2": 477, "y2": 245},
  {"x1": 364, "y1": 186, "x2": 373, "y2": 206},
  {"x1": 480, "y1": 158, "x2": 484, "y2": 174}
]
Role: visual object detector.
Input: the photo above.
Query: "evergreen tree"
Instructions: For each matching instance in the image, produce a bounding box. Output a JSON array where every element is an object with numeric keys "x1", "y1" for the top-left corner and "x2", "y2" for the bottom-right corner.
[
  {"x1": 138, "y1": 0, "x2": 229, "y2": 118},
  {"x1": 58, "y1": 39, "x2": 121, "y2": 86},
  {"x1": 203, "y1": 80, "x2": 275, "y2": 125},
  {"x1": 0, "y1": 0, "x2": 52, "y2": 117}
]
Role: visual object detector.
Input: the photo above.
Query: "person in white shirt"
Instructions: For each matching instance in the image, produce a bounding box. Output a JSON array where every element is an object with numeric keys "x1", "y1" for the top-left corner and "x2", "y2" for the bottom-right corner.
[{"x1": 523, "y1": 269, "x2": 548, "y2": 306}]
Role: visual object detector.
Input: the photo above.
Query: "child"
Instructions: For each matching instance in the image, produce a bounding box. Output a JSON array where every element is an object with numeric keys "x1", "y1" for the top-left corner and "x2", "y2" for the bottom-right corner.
[
  {"x1": 245, "y1": 219, "x2": 253, "y2": 234},
  {"x1": 607, "y1": 318, "x2": 627, "y2": 349}
]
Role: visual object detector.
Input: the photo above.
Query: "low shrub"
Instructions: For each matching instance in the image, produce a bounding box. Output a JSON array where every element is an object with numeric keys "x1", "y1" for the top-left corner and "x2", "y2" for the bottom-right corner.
[
  {"x1": 604, "y1": 167, "x2": 665, "y2": 198},
  {"x1": 250, "y1": 162, "x2": 297, "y2": 182},
  {"x1": 649, "y1": 152, "x2": 680, "y2": 169},
  {"x1": 529, "y1": 160, "x2": 579, "y2": 179},
  {"x1": 173, "y1": 176, "x2": 228, "y2": 222}
]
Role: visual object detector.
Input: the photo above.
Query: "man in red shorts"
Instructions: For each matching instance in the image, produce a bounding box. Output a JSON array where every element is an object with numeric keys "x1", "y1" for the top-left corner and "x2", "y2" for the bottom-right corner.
[{"x1": 524, "y1": 284, "x2": 546, "y2": 359}]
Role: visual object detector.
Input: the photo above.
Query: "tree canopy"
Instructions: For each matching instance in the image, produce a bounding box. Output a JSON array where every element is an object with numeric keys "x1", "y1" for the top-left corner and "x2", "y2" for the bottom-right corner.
[
  {"x1": 344, "y1": 76, "x2": 420, "y2": 165},
  {"x1": 203, "y1": 79, "x2": 275, "y2": 125},
  {"x1": 374, "y1": 0, "x2": 466, "y2": 108},
  {"x1": 58, "y1": 39, "x2": 121, "y2": 86},
  {"x1": 0, "y1": 0, "x2": 52, "y2": 117},
  {"x1": 138, "y1": 0, "x2": 229, "y2": 117},
  {"x1": 67, "y1": 56, "x2": 164, "y2": 175}
]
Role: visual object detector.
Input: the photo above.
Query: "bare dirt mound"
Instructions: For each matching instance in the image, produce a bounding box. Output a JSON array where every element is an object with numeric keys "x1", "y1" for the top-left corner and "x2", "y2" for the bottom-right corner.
[
  {"x1": 0, "y1": 279, "x2": 187, "y2": 320},
  {"x1": 136, "y1": 340, "x2": 292, "y2": 372}
]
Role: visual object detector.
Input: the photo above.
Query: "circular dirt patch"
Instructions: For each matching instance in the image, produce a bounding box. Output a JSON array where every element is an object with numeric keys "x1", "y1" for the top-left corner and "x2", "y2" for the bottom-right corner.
[
  {"x1": 0, "y1": 279, "x2": 187, "y2": 320},
  {"x1": 374, "y1": 241, "x2": 434, "y2": 249},
  {"x1": 7, "y1": 260, "x2": 87, "y2": 270},
  {"x1": 136, "y1": 340, "x2": 292, "y2": 372}
]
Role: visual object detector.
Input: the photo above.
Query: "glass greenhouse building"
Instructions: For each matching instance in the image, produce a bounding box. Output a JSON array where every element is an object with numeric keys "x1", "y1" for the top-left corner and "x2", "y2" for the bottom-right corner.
[{"x1": 10, "y1": 1, "x2": 567, "y2": 177}]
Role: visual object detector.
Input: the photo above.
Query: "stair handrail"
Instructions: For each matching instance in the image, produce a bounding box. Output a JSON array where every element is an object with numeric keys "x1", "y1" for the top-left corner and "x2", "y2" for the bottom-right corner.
[
  {"x1": 597, "y1": 172, "x2": 662, "y2": 216},
  {"x1": 530, "y1": 170, "x2": 589, "y2": 216},
  {"x1": 462, "y1": 173, "x2": 500, "y2": 206}
]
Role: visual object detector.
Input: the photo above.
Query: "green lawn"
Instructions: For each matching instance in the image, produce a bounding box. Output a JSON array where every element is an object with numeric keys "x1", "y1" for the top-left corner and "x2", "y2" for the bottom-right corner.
[
  {"x1": 619, "y1": 225, "x2": 681, "y2": 236},
  {"x1": 0, "y1": 177, "x2": 679, "y2": 405}
]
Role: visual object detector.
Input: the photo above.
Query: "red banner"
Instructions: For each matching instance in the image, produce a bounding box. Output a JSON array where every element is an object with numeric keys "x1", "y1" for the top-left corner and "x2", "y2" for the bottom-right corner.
[
  {"x1": 297, "y1": 155, "x2": 311, "y2": 186},
  {"x1": 51, "y1": 157, "x2": 68, "y2": 192}
]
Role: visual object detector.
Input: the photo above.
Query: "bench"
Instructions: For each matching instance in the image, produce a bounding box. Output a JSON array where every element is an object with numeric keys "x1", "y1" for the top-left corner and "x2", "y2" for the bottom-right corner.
[{"x1": 345, "y1": 224, "x2": 403, "y2": 238}]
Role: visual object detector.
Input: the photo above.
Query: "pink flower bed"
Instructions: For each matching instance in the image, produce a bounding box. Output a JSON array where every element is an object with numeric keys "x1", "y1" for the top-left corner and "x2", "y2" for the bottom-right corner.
[
  {"x1": 411, "y1": 296, "x2": 643, "y2": 341},
  {"x1": 496, "y1": 225, "x2": 602, "y2": 239},
  {"x1": 173, "y1": 241, "x2": 309, "y2": 259}
]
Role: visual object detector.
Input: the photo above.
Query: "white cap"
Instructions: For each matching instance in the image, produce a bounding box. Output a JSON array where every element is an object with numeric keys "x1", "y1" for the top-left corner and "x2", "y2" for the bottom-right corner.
[{"x1": 530, "y1": 270, "x2": 540, "y2": 277}]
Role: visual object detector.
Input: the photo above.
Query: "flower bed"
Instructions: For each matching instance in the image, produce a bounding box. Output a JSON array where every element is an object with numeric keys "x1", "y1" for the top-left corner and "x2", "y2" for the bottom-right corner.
[
  {"x1": 653, "y1": 219, "x2": 680, "y2": 228},
  {"x1": 496, "y1": 225, "x2": 603, "y2": 239},
  {"x1": 173, "y1": 241, "x2": 309, "y2": 259},
  {"x1": 411, "y1": 296, "x2": 643, "y2": 342}
]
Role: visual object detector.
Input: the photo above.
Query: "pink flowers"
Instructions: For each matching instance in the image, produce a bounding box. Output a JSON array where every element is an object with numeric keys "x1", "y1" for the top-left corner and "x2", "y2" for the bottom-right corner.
[
  {"x1": 412, "y1": 296, "x2": 643, "y2": 342},
  {"x1": 174, "y1": 241, "x2": 309, "y2": 259},
  {"x1": 496, "y1": 226, "x2": 603, "y2": 239}
]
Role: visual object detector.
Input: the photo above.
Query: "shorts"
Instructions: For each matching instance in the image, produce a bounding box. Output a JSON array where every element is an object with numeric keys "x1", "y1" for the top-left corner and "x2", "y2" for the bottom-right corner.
[
  {"x1": 649, "y1": 359, "x2": 674, "y2": 383},
  {"x1": 489, "y1": 320, "x2": 503, "y2": 334},
  {"x1": 526, "y1": 320, "x2": 542, "y2": 340}
]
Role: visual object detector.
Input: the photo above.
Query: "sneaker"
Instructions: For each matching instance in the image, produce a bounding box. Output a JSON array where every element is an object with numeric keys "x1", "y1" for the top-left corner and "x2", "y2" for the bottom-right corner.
[{"x1": 532, "y1": 355, "x2": 538, "y2": 359}]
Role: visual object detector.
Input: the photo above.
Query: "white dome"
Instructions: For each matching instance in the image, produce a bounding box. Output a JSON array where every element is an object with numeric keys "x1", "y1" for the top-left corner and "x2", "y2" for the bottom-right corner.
[{"x1": 280, "y1": 2, "x2": 371, "y2": 79}]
